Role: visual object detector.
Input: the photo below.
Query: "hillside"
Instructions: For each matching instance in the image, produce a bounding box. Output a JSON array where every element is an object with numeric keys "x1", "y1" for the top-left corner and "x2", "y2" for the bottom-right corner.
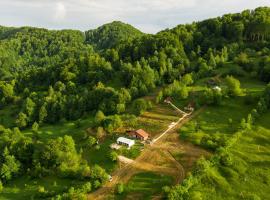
[
  {"x1": 85, "y1": 21, "x2": 144, "y2": 50},
  {"x1": 0, "y1": 6, "x2": 269, "y2": 200}
]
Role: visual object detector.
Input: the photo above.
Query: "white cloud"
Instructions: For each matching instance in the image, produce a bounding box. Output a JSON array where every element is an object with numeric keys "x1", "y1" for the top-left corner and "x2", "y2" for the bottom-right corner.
[
  {"x1": 0, "y1": 0, "x2": 269, "y2": 33},
  {"x1": 54, "y1": 2, "x2": 66, "y2": 21}
]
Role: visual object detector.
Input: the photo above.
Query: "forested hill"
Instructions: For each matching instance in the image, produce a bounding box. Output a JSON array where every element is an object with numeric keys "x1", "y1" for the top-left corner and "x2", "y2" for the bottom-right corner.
[
  {"x1": 0, "y1": 6, "x2": 270, "y2": 200},
  {"x1": 0, "y1": 6, "x2": 269, "y2": 123},
  {"x1": 85, "y1": 21, "x2": 144, "y2": 50}
]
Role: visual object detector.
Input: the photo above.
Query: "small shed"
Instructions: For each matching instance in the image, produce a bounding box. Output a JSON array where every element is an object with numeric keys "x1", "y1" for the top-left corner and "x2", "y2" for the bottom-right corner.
[
  {"x1": 117, "y1": 137, "x2": 135, "y2": 148},
  {"x1": 164, "y1": 97, "x2": 173, "y2": 103},
  {"x1": 127, "y1": 129, "x2": 149, "y2": 141},
  {"x1": 184, "y1": 102, "x2": 195, "y2": 112}
]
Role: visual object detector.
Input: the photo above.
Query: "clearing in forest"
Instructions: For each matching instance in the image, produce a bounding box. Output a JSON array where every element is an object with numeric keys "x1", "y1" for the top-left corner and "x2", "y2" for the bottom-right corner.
[{"x1": 88, "y1": 108, "x2": 210, "y2": 200}]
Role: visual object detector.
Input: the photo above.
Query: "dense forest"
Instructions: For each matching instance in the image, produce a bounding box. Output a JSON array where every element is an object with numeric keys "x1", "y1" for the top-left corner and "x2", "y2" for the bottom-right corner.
[{"x1": 0, "y1": 6, "x2": 270, "y2": 200}]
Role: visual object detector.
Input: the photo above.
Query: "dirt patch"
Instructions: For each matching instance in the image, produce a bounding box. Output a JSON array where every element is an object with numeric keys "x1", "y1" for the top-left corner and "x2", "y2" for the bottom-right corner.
[{"x1": 118, "y1": 155, "x2": 134, "y2": 164}]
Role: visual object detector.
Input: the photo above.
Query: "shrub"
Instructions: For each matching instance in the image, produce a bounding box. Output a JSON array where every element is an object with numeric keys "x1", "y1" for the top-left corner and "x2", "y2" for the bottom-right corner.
[
  {"x1": 181, "y1": 73, "x2": 194, "y2": 86},
  {"x1": 96, "y1": 127, "x2": 106, "y2": 139},
  {"x1": 116, "y1": 183, "x2": 124, "y2": 194},
  {"x1": 132, "y1": 99, "x2": 152, "y2": 115},
  {"x1": 85, "y1": 136, "x2": 97, "y2": 148},
  {"x1": 234, "y1": 52, "x2": 249, "y2": 67},
  {"x1": 94, "y1": 110, "x2": 105, "y2": 126},
  {"x1": 189, "y1": 191, "x2": 203, "y2": 200},
  {"x1": 243, "y1": 193, "x2": 261, "y2": 200},
  {"x1": 0, "y1": 181, "x2": 3, "y2": 192},
  {"x1": 93, "y1": 180, "x2": 101, "y2": 189},
  {"x1": 74, "y1": 119, "x2": 82, "y2": 128},
  {"x1": 38, "y1": 185, "x2": 46, "y2": 193},
  {"x1": 109, "y1": 151, "x2": 118, "y2": 162},
  {"x1": 81, "y1": 182, "x2": 92, "y2": 193},
  {"x1": 225, "y1": 75, "x2": 243, "y2": 97}
]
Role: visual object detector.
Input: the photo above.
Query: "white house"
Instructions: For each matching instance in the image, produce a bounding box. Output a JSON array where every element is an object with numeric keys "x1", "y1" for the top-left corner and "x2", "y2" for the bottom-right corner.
[{"x1": 117, "y1": 137, "x2": 135, "y2": 148}]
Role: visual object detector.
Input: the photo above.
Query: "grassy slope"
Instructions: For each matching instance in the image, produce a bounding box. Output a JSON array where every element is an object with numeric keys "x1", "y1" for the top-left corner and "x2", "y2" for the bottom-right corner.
[
  {"x1": 180, "y1": 77, "x2": 269, "y2": 199},
  {"x1": 0, "y1": 177, "x2": 85, "y2": 200},
  {"x1": 191, "y1": 112, "x2": 270, "y2": 200},
  {"x1": 134, "y1": 102, "x2": 179, "y2": 138},
  {"x1": 115, "y1": 172, "x2": 173, "y2": 200},
  {"x1": 179, "y1": 77, "x2": 266, "y2": 144}
]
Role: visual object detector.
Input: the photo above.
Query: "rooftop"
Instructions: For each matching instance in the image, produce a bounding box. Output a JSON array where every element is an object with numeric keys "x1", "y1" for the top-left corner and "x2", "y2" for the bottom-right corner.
[
  {"x1": 136, "y1": 129, "x2": 149, "y2": 138},
  {"x1": 117, "y1": 137, "x2": 135, "y2": 145}
]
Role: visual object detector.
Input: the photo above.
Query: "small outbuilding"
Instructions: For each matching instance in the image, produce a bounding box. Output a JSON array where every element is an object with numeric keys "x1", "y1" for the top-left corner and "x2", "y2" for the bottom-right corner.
[
  {"x1": 117, "y1": 137, "x2": 135, "y2": 148},
  {"x1": 164, "y1": 97, "x2": 173, "y2": 103},
  {"x1": 127, "y1": 129, "x2": 149, "y2": 141},
  {"x1": 184, "y1": 102, "x2": 195, "y2": 112}
]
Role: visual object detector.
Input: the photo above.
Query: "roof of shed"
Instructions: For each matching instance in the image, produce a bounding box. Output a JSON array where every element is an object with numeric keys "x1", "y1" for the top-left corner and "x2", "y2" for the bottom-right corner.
[
  {"x1": 117, "y1": 137, "x2": 135, "y2": 145},
  {"x1": 136, "y1": 129, "x2": 149, "y2": 138}
]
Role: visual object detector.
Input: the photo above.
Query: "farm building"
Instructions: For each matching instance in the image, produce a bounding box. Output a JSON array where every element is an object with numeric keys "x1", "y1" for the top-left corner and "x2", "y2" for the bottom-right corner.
[
  {"x1": 117, "y1": 137, "x2": 135, "y2": 148},
  {"x1": 127, "y1": 129, "x2": 149, "y2": 141},
  {"x1": 184, "y1": 102, "x2": 195, "y2": 112},
  {"x1": 164, "y1": 97, "x2": 173, "y2": 103}
]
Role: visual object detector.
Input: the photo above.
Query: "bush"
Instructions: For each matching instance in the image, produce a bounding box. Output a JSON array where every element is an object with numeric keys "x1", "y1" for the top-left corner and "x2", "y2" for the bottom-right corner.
[
  {"x1": 131, "y1": 99, "x2": 152, "y2": 115},
  {"x1": 103, "y1": 115, "x2": 123, "y2": 133},
  {"x1": 93, "y1": 180, "x2": 101, "y2": 189},
  {"x1": 225, "y1": 75, "x2": 243, "y2": 97},
  {"x1": 74, "y1": 119, "x2": 82, "y2": 128},
  {"x1": 94, "y1": 110, "x2": 105, "y2": 126},
  {"x1": 181, "y1": 73, "x2": 194, "y2": 86},
  {"x1": 0, "y1": 181, "x2": 3, "y2": 192},
  {"x1": 109, "y1": 151, "x2": 118, "y2": 162},
  {"x1": 116, "y1": 183, "x2": 124, "y2": 194},
  {"x1": 85, "y1": 136, "x2": 96, "y2": 148},
  {"x1": 243, "y1": 193, "x2": 261, "y2": 200},
  {"x1": 189, "y1": 191, "x2": 203, "y2": 200},
  {"x1": 81, "y1": 182, "x2": 92, "y2": 193},
  {"x1": 234, "y1": 52, "x2": 249, "y2": 67},
  {"x1": 96, "y1": 127, "x2": 106, "y2": 139},
  {"x1": 162, "y1": 81, "x2": 189, "y2": 100}
]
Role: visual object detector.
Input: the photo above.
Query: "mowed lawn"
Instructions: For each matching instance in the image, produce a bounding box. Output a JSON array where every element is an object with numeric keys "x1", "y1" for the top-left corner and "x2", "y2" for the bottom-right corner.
[
  {"x1": 192, "y1": 112, "x2": 270, "y2": 200},
  {"x1": 115, "y1": 172, "x2": 173, "y2": 200}
]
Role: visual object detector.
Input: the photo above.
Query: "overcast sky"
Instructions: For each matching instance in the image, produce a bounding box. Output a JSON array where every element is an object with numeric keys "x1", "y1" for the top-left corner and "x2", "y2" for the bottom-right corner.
[{"x1": 0, "y1": 0, "x2": 269, "y2": 33}]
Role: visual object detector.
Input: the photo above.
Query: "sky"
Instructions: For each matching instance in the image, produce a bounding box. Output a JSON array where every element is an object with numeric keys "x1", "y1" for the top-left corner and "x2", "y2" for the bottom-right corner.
[{"x1": 0, "y1": 0, "x2": 269, "y2": 33}]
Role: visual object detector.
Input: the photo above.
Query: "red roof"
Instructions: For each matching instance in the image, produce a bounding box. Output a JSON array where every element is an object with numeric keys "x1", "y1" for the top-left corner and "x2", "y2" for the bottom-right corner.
[{"x1": 135, "y1": 129, "x2": 149, "y2": 138}]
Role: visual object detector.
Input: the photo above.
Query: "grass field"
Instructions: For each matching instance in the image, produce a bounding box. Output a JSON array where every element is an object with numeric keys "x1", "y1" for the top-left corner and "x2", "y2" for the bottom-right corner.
[
  {"x1": 23, "y1": 114, "x2": 95, "y2": 142},
  {"x1": 115, "y1": 172, "x2": 173, "y2": 200},
  {"x1": 0, "y1": 176, "x2": 85, "y2": 200},
  {"x1": 179, "y1": 76, "x2": 266, "y2": 148},
  {"x1": 189, "y1": 112, "x2": 270, "y2": 200},
  {"x1": 179, "y1": 97, "x2": 254, "y2": 147},
  {"x1": 134, "y1": 102, "x2": 180, "y2": 138}
]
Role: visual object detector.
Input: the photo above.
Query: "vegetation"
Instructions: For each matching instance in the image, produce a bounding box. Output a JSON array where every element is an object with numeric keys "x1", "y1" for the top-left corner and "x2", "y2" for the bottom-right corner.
[
  {"x1": 0, "y1": 6, "x2": 269, "y2": 199},
  {"x1": 115, "y1": 172, "x2": 173, "y2": 200},
  {"x1": 167, "y1": 84, "x2": 270, "y2": 199}
]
